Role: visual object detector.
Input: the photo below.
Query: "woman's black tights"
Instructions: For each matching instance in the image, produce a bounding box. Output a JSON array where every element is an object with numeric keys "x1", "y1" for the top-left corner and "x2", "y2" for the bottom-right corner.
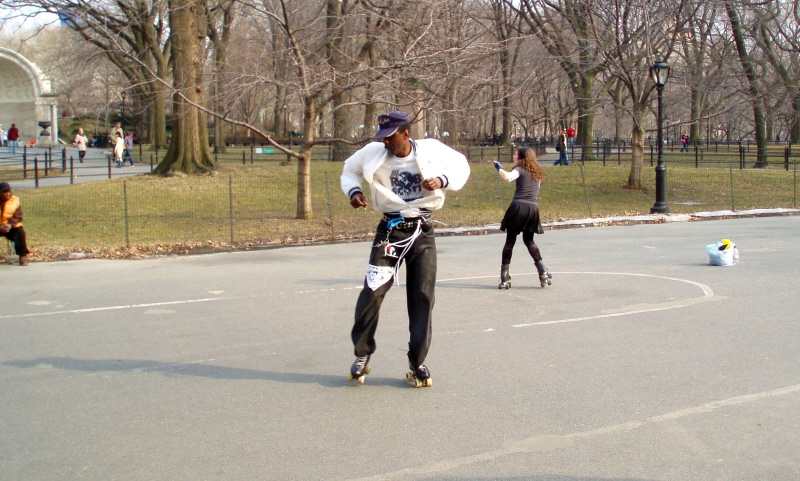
[{"x1": 501, "y1": 230, "x2": 542, "y2": 265}]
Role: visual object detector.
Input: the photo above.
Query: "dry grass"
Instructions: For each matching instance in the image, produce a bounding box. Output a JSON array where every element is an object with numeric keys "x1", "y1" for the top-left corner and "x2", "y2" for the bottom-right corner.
[{"x1": 12, "y1": 159, "x2": 799, "y2": 261}]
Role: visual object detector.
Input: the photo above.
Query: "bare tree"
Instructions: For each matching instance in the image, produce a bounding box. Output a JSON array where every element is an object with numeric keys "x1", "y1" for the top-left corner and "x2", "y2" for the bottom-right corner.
[
  {"x1": 206, "y1": 0, "x2": 238, "y2": 153},
  {"x1": 680, "y1": 1, "x2": 720, "y2": 145},
  {"x1": 751, "y1": 0, "x2": 800, "y2": 143},
  {"x1": 223, "y1": 0, "x2": 404, "y2": 218},
  {"x1": 48, "y1": 0, "x2": 171, "y2": 147},
  {"x1": 512, "y1": 0, "x2": 611, "y2": 159},
  {"x1": 725, "y1": 0, "x2": 768, "y2": 166},
  {"x1": 152, "y1": 0, "x2": 215, "y2": 174},
  {"x1": 590, "y1": 0, "x2": 690, "y2": 188}
]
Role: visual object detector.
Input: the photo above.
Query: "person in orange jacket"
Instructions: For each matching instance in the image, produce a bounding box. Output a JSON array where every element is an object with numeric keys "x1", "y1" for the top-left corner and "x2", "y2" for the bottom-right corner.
[{"x1": 0, "y1": 182, "x2": 30, "y2": 266}]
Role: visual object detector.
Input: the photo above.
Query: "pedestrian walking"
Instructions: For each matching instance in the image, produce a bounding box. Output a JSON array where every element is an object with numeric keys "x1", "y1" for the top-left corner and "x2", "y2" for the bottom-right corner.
[
  {"x1": 73, "y1": 128, "x2": 89, "y2": 162},
  {"x1": 554, "y1": 128, "x2": 569, "y2": 165},
  {"x1": 680, "y1": 132, "x2": 689, "y2": 152},
  {"x1": 494, "y1": 147, "x2": 552, "y2": 289},
  {"x1": 123, "y1": 132, "x2": 135, "y2": 166},
  {"x1": 340, "y1": 110, "x2": 470, "y2": 387},
  {"x1": 111, "y1": 122, "x2": 123, "y2": 139},
  {"x1": 113, "y1": 131, "x2": 125, "y2": 167},
  {"x1": 7, "y1": 124, "x2": 19, "y2": 154},
  {"x1": 567, "y1": 125, "x2": 576, "y2": 148}
]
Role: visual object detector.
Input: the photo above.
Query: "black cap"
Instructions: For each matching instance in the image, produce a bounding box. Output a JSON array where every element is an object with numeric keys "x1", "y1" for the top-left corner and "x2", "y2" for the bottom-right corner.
[{"x1": 0, "y1": 182, "x2": 11, "y2": 192}]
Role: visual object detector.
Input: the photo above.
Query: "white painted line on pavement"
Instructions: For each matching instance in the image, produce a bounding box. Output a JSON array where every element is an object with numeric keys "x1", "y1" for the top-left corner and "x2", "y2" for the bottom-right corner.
[
  {"x1": 346, "y1": 382, "x2": 800, "y2": 481},
  {"x1": 0, "y1": 297, "x2": 235, "y2": 320},
  {"x1": 510, "y1": 271, "x2": 717, "y2": 328}
]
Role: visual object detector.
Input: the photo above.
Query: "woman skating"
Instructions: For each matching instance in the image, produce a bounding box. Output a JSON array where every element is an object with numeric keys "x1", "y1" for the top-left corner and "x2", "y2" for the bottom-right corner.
[{"x1": 494, "y1": 147, "x2": 552, "y2": 288}]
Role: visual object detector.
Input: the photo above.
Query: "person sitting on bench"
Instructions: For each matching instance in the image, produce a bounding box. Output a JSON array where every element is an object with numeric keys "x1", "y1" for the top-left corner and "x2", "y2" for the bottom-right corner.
[{"x1": 0, "y1": 182, "x2": 30, "y2": 266}]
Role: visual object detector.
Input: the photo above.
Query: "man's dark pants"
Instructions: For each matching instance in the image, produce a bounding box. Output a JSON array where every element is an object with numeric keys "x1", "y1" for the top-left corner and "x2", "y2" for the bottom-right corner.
[
  {"x1": 2, "y1": 227, "x2": 30, "y2": 255},
  {"x1": 352, "y1": 220, "x2": 436, "y2": 369}
]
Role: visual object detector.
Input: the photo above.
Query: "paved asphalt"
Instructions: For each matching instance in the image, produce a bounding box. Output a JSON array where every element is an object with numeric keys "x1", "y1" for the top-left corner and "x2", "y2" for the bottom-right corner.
[{"x1": 1, "y1": 213, "x2": 799, "y2": 480}]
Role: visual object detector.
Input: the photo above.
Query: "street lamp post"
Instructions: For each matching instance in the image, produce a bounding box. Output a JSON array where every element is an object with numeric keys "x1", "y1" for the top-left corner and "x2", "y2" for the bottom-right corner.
[
  {"x1": 120, "y1": 91, "x2": 126, "y2": 132},
  {"x1": 650, "y1": 60, "x2": 670, "y2": 214}
]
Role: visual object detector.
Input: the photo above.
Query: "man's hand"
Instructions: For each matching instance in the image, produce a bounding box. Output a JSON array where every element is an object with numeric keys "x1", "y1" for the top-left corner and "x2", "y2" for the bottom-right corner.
[
  {"x1": 0, "y1": 224, "x2": 10, "y2": 234},
  {"x1": 421, "y1": 177, "x2": 443, "y2": 191},
  {"x1": 349, "y1": 192, "x2": 368, "y2": 209}
]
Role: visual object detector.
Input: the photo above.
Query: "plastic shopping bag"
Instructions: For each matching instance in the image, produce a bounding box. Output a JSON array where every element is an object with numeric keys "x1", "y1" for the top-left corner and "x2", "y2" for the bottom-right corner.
[{"x1": 706, "y1": 238, "x2": 739, "y2": 266}]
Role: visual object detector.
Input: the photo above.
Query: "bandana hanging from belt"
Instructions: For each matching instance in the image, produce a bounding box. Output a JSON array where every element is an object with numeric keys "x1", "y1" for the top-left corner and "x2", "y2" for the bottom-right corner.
[
  {"x1": 366, "y1": 264, "x2": 394, "y2": 291},
  {"x1": 365, "y1": 217, "x2": 427, "y2": 290}
]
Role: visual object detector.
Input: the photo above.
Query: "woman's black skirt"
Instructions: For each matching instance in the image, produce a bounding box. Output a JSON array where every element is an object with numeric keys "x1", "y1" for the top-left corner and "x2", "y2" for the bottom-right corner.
[{"x1": 500, "y1": 201, "x2": 544, "y2": 234}]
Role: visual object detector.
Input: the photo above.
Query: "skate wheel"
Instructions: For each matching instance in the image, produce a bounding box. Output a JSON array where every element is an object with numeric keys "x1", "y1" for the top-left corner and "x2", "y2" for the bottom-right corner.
[
  {"x1": 357, "y1": 376, "x2": 366, "y2": 384},
  {"x1": 364, "y1": 366, "x2": 371, "y2": 375},
  {"x1": 406, "y1": 372, "x2": 414, "y2": 381},
  {"x1": 423, "y1": 378, "x2": 432, "y2": 387},
  {"x1": 347, "y1": 373, "x2": 354, "y2": 381}
]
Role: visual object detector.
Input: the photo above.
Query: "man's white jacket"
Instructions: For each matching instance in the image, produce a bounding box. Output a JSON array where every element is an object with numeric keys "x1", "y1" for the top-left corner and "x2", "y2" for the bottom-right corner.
[{"x1": 341, "y1": 139, "x2": 471, "y2": 218}]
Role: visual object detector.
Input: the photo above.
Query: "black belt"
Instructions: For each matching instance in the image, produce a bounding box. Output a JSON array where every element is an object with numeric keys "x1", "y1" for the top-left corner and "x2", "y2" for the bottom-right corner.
[{"x1": 381, "y1": 214, "x2": 431, "y2": 230}]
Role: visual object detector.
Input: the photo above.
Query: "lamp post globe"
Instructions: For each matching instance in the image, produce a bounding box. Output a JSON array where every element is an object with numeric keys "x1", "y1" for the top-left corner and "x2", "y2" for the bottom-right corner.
[{"x1": 649, "y1": 60, "x2": 670, "y2": 214}]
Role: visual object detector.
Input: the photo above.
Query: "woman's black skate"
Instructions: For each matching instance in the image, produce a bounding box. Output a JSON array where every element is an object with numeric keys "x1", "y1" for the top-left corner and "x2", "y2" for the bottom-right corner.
[
  {"x1": 406, "y1": 363, "x2": 433, "y2": 388},
  {"x1": 348, "y1": 355, "x2": 371, "y2": 384},
  {"x1": 535, "y1": 261, "x2": 552, "y2": 288},
  {"x1": 498, "y1": 264, "x2": 511, "y2": 289}
]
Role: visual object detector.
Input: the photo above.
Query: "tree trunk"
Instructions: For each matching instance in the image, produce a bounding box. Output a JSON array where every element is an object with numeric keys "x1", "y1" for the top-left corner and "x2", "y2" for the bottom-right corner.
[
  {"x1": 627, "y1": 121, "x2": 646, "y2": 189},
  {"x1": 610, "y1": 80, "x2": 623, "y2": 144},
  {"x1": 296, "y1": 101, "x2": 315, "y2": 219},
  {"x1": 210, "y1": 1, "x2": 236, "y2": 154},
  {"x1": 363, "y1": 93, "x2": 376, "y2": 139},
  {"x1": 152, "y1": 93, "x2": 167, "y2": 149},
  {"x1": 726, "y1": 1, "x2": 767, "y2": 167},
  {"x1": 575, "y1": 74, "x2": 595, "y2": 160},
  {"x1": 328, "y1": 0, "x2": 351, "y2": 161},
  {"x1": 792, "y1": 94, "x2": 800, "y2": 144},
  {"x1": 690, "y1": 87, "x2": 701, "y2": 144},
  {"x1": 213, "y1": 89, "x2": 226, "y2": 153},
  {"x1": 331, "y1": 91, "x2": 350, "y2": 161},
  {"x1": 154, "y1": 0, "x2": 215, "y2": 174},
  {"x1": 151, "y1": 52, "x2": 169, "y2": 149}
]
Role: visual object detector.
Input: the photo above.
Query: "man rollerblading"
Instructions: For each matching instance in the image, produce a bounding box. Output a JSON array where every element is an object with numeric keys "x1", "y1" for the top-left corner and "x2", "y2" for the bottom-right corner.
[
  {"x1": 498, "y1": 264, "x2": 511, "y2": 289},
  {"x1": 348, "y1": 355, "x2": 371, "y2": 384},
  {"x1": 341, "y1": 110, "x2": 470, "y2": 386},
  {"x1": 406, "y1": 362, "x2": 432, "y2": 388},
  {"x1": 535, "y1": 260, "x2": 552, "y2": 287}
]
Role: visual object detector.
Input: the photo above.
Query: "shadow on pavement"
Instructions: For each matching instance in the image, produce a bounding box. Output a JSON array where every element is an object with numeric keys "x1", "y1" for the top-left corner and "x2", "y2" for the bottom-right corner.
[{"x1": 4, "y1": 356, "x2": 411, "y2": 389}]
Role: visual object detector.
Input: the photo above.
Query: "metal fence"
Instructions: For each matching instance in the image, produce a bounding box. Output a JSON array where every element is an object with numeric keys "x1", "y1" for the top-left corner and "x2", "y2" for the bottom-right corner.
[{"x1": 11, "y1": 149, "x2": 798, "y2": 254}]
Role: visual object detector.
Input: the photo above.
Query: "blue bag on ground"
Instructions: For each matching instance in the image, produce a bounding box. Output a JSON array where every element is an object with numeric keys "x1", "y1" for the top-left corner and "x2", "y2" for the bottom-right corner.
[{"x1": 706, "y1": 239, "x2": 739, "y2": 266}]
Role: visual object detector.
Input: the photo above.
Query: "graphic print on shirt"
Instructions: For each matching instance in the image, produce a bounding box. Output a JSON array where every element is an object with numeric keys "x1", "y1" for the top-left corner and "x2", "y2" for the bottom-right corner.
[{"x1": 390, "y1": 170, "x2": 422, "y2": 201}]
